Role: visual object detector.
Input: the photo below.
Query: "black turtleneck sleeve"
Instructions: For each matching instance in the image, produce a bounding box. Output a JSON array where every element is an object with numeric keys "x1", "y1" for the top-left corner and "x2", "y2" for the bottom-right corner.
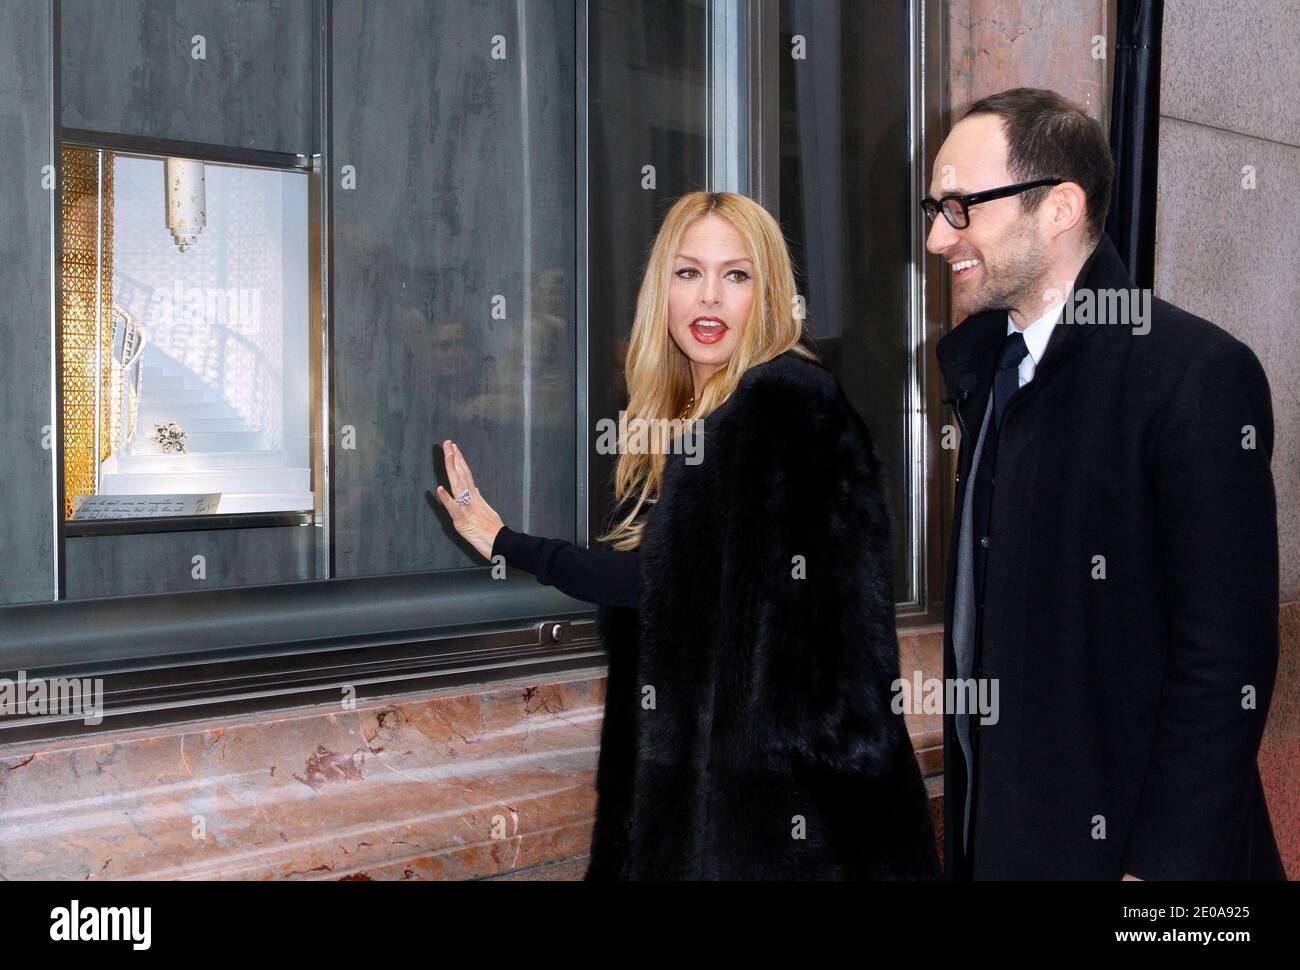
[{"x1": 490, "y1": 525, "x2": 639, "y2": 610}]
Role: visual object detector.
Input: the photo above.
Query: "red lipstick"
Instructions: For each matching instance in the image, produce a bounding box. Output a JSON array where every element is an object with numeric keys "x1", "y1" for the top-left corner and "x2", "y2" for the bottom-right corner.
[{"x1": 689, "y1": 315, "x2": 728, "y2": 345}]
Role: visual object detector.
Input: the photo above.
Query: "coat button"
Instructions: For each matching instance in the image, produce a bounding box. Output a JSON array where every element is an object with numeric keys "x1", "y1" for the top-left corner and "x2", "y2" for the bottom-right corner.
[{"x1": 980, "y1": 536, "x2": 991, "y2": 548}]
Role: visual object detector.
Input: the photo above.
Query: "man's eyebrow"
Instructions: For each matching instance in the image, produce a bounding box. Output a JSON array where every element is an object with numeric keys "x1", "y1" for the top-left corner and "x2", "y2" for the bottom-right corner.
[
  {"x1": 926, "y1": 184, "x2": 968, "y2": 197},
  {"x1": 674, "y1": 253, "x2": 754, "y2": 265}
]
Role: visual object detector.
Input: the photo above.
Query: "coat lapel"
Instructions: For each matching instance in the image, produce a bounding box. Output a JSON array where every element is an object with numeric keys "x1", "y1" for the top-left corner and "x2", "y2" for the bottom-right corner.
[{"x1": 1026, "y1": 233, "x2": 1137, "y2": 388}]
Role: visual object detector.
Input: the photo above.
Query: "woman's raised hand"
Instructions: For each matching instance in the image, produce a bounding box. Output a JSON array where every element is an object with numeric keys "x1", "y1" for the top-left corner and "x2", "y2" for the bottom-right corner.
[{"x1": 434, "y1": 439, "x2": 505, "y2": 561}]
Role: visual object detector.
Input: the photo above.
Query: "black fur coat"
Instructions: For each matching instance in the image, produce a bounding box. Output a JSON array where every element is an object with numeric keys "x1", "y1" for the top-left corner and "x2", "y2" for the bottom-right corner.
[{"x1": 586, "y1": 349, "x2": 939, "y2": 880}]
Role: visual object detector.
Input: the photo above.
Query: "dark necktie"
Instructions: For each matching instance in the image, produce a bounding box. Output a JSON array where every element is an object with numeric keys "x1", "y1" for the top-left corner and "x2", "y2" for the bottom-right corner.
[
  {"x1": 971, "y1": 329, "x2": 1029, "y2": 603},
  {"x1": 991, "y1": 330, "x2": 1029, "y2": 442}
]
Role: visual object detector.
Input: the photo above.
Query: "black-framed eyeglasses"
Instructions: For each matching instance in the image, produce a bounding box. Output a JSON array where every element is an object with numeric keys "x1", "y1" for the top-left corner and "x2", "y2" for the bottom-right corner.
[{"x1": 920, "y1": 178, "x2": 1064, "y2": 229}]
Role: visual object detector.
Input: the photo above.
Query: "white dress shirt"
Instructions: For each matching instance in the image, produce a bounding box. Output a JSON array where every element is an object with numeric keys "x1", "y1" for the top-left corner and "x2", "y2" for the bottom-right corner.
[{"x1": 1007, "y1": 301, "x2": 1064, "y2": 387}]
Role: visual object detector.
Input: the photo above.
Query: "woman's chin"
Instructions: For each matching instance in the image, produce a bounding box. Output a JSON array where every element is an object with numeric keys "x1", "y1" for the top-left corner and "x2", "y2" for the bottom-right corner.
[{"x1": 676, "y1": 333, "x2": 734, "y2": 365}]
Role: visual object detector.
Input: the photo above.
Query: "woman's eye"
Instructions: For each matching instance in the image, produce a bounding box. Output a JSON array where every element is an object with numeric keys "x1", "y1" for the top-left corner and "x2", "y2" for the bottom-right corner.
[{"x1": 674, "y1": 267, "x2": 749, "y2": 281}]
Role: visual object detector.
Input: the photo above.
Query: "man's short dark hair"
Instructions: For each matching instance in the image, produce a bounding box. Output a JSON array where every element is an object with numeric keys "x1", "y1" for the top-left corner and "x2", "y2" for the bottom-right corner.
[{"x1": 962, "y1": 87, "x2": 1114, "y2": 243}]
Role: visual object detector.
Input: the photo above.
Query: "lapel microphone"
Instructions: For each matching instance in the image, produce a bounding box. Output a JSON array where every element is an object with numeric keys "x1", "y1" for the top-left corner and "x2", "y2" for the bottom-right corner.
[
  {"x1": 941, "y1": 373, "x2": 980, "y2": 407},
  {"x1": 942, "y1": 374, "x2": 981, "y2": 442}
]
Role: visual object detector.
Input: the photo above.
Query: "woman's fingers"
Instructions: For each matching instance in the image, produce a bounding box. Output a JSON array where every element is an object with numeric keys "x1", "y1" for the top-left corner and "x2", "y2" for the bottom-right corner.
[
  {"x1": 452, "y1": 442, "x2": 477, "y2": 493},
  {"x1": 434, "y1": 483, "x2": 461, "y2": 519},
  {"x1": 443, "y1": 439, "x2": 477, "y2": 499},
  {"x1": 445, "y1": 442, "x2": 461, "y2": 496},
  {"x1": 434, "y1": 447, "x2": 502, "y2": 562},
  {"x1": 442, "y1": 440, "x2": 466, "y2": 498},
  {"x1": 439, "y1": 443, "x2": 479, "y2": 530}
]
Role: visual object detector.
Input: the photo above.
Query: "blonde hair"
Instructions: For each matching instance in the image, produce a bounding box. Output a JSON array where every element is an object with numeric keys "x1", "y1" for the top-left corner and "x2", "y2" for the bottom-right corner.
[{"x1": 597, "y1": 191, "x2": 818, "y2": 550}]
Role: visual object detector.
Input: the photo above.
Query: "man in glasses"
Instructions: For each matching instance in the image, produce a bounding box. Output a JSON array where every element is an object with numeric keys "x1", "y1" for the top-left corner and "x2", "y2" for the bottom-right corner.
[{"x1": 926, "y1": 87, "x2": 1282, "y2": 880}]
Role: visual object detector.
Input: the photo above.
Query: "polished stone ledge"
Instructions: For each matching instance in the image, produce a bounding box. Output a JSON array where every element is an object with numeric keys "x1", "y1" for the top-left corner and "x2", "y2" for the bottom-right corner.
[
  {"x1": 0, "y1": 671, "x2": 605, "y2": 880},
  {"x1": 5, "y1": 611, "x2": 1288, "y2": 880},
  {"x1": 0, "y1": 630, "x2": 947, "y2": 881}
]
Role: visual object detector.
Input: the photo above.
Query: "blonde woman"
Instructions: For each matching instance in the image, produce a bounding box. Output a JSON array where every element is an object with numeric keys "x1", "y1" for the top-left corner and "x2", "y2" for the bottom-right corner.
[{"x1": 436, "y1": 191, "x2": 938, "y2": 880}]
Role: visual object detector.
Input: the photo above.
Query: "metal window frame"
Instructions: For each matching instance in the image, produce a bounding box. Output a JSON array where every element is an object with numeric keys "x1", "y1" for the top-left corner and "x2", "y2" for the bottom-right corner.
[
  {"x1": 707, "y1": 0, "x2": 749, "y2": 193},
  {"x1": 0, "y1": 564, "x2": 606, "y2": 745},
  {"x1": 313, "y1": 0, "x2": 334, "y2": 579},
  {"x1": 50, "y1": 0, "x2": 65, "y2": 600},
  {"x1": 902, "y1": 0, "x2": 951, "y2": 627},
  {"x1": 61, "y1": 129, "x2": 311, "y2": 172},
  {"x1": 54, "y1": 132, "x2": 317, "y2": 547},
  {"x1": 576, "y1": 0, "x2": 591, "y2": 546},
  {"x1": 0, "y1": 607, "x2": 605, "y2": 746}
]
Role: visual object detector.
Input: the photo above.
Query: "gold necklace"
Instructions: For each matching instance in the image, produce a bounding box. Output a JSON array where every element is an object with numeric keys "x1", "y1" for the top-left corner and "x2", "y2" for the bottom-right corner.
[{"x1": 678, "y1": 396, "x2": 695, "y2": 420}]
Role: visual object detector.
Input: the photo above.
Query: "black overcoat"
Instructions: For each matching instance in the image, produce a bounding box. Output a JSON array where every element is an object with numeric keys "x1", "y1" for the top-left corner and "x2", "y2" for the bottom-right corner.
[
  {"x1": 587, "y1": 349, "x2": 939, "y2": 879},
  {"x1": 937, "y1": 234, "x2": 1285, "y2": 879}
]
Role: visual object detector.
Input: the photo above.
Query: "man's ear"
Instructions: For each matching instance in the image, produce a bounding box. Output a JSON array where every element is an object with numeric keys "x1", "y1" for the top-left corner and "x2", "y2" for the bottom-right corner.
[{"x1": 1044, "y1": 180, "x2": 1088, "y2": 240}]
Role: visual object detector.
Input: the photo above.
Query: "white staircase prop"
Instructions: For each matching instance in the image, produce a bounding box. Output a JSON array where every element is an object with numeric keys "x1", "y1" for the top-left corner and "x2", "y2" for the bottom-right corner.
[{"x1": 98, "y1": 354, "x2": 312, "y2": 514}]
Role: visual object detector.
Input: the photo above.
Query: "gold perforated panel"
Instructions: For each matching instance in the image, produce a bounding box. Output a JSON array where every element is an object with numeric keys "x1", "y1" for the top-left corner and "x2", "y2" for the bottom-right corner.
[{"x1": 61, "y1": 146, "x2": 115, "y2": 520}]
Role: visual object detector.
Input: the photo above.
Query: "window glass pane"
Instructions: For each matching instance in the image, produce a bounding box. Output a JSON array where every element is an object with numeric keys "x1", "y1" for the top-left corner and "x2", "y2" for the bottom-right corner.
[
  {"x1": 587, "y1": 0, "x2": 709, "y2": 535},
  {"x1": 329, "y1": 1, "x2": 578, "y2": 577},
  {"x1": 779, "y1": 0, "x2": 916, "y2": 602}
]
